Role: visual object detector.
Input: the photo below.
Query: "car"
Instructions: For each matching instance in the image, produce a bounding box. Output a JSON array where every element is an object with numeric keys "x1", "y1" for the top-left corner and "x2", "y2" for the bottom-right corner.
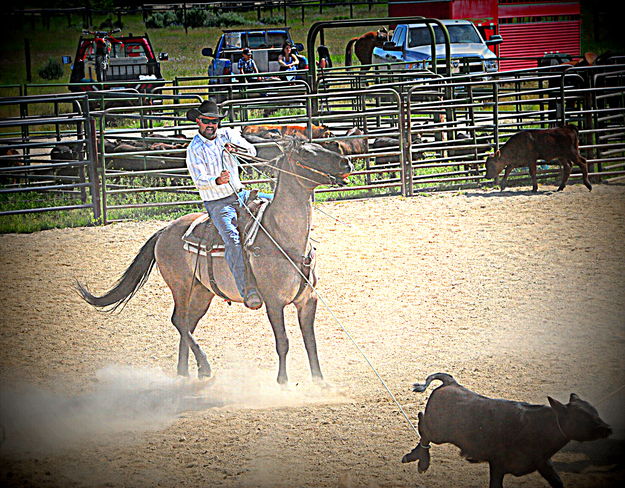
[
  {"x1": 202, "y1": 28, "x2": 308, "y2": 83},
  {"x1": 68, "y1": 30, "x2": 168, "y2": 93},
  {"x1": 372, "y1": 19, "x2": 503, "y2": 75}
]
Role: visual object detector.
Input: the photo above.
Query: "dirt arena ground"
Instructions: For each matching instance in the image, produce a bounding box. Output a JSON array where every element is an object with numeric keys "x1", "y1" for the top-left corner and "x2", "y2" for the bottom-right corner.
[{"x1": 1, "y1": 183, "x2": 624, "y2": 487}]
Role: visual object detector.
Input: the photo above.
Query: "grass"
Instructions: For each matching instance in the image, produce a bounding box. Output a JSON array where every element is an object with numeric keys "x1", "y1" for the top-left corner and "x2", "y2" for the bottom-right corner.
[{"x1": 1, "y1": 3, "x2": 389, "y2": 87}]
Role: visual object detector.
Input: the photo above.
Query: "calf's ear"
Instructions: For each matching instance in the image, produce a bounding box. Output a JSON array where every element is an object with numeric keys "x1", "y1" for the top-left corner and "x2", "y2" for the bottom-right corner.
[
  {"x1": 569, "y1": 393, "x2": 580, "y2": 402},
  {"x1": 548, "y1": 396, "x2": 566, "y2": 413}
]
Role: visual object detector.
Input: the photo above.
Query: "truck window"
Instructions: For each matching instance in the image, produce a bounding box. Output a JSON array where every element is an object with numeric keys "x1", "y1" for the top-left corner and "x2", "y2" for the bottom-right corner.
[
  {"x1": 393, "y1": 26, "x2": 407, "y2": 48},
  {"x1": 408, "y1": 25, "x2": 482, "y2": 48},
  {"x1": 247, "y1": 33, "x2": 267, "y2": 48},
  {"x1": 267, "y1": 32, "x2": 288, "y2": 48},
  {"x1": 124, "y1": 43, "x2": 146, "y2": 58},
  {"x1": 224, "y1": 32, "x2": 242, "y2": 49}
]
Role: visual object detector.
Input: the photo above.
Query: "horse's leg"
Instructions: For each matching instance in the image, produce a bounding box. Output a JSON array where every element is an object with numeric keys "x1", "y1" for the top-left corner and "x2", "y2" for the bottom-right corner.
[
  {"x1": 266, "y1": 304, "x2": 289, "y2": 384},
  {"x1": 295, "y1": 294, "x2": 323, "y2": 382},
  {"x1": 170, "y1": 278, "x2": 214, "y2": 378}
]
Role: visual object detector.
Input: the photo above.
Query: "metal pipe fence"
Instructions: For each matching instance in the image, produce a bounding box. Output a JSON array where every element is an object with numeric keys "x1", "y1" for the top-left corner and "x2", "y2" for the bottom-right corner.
[
  {"x1": 0, "y1": 93, "x2": 100, "y2": 221},
  {"x1": 2, "y1": 62, "x2": 623, "y2": 226}
]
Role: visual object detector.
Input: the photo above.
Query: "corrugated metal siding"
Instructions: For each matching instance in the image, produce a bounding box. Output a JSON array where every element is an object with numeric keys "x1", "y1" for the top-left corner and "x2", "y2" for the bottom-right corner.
[{"x1": 499, "y1": 21, "x2": 581, "y2": 71}]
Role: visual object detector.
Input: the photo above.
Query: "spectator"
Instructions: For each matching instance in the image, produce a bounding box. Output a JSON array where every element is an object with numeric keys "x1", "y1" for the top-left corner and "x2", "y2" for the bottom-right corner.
[{"x1": 237, "y1": 47, "x2": 260, "y2": 82}]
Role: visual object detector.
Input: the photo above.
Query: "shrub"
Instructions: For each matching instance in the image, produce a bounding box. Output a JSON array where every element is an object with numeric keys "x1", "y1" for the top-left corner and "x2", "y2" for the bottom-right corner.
[
  {"x1": 145, "y1": 10, "x2": 180, "y2": 28},
  {"x1": 184, "y1": 8, "x2": 208, "y2": 28},
  {"x1": 260, "y1": 16, "x2": 284, "y2": 25},
  {"x1": 145, "y1": 13, "x2": 164, "y2": 29},
  {"x1": 205, "y1": 12, "x2": 246, "y2": 27},
  {"x1": 38, "y1": 58, "x2": 64, "y2": 80}
]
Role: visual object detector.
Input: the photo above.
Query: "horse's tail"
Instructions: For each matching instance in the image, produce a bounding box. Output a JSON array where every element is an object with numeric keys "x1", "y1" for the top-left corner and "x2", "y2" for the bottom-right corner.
[
  {"x1": 411, "y1": 373, "x2": 457, "y2": 393},
  {"x1": 345, "y1": 37, "x2": 358, "y2": 66},
  {"x1": 75, "y1": 228, "x2": 165, "y2": 312}
]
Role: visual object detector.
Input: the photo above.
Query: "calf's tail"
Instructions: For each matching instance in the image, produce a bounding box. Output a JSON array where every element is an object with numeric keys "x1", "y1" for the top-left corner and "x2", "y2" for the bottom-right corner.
[{"x1": 411, "y1": 372, "x2": 457, "y2": 392}]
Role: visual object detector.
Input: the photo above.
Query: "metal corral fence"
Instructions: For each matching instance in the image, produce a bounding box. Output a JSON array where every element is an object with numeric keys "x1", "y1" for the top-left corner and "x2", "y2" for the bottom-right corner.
[
  {"x1": 0, "y1": 93, "x2": 101, "y2": 221},
  {"x1": 1, "y1": 61, "x2": 624, "y2": 225}
]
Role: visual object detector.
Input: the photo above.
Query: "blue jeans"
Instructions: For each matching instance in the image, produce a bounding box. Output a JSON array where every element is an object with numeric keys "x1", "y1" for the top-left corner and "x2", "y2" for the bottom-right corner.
[{"x1": 203, "y1": 190, "x2": 272, "y2": 296}]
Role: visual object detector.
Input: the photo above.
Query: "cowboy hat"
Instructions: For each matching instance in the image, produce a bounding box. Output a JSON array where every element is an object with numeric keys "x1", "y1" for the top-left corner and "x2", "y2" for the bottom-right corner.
[{"x1": 186, "y1": 99, "x2": 225, "y2": 122}]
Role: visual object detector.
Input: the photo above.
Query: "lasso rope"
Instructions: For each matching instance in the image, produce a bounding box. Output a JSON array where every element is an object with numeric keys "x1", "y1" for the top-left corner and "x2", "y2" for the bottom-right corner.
[{"x1": 224, "y1": 145, "x2": 420, "y2": 438}]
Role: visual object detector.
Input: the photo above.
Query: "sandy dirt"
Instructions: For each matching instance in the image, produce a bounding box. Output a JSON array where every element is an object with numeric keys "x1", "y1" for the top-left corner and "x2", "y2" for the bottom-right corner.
[{"x1": 1, "y1": 183, "x2": 624, "y2": 488}]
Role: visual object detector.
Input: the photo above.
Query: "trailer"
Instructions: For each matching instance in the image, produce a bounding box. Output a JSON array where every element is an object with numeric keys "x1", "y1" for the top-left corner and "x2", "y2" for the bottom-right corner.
[{"x1": 388, "y1": 0, "x2": 581, "y2": 70}]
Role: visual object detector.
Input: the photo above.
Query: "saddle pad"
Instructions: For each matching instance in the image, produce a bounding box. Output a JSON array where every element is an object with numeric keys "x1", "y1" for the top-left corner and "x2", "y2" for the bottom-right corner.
[
  {"x1": 181, "y1": 198, "x2": 270, "y2": 256},
  {"x1": 182, "y1": 214, "x2": 224, "y2": 255}
]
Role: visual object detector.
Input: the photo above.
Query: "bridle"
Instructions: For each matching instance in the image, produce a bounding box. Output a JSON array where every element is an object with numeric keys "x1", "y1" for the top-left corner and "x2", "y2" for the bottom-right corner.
[{"x1": 294, "y1": 159, "x2": 345, "y2": 186}]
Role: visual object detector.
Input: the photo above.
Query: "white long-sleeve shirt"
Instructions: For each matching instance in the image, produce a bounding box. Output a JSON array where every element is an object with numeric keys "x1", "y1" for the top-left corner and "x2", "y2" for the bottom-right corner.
[{"x1": 185, "y1": 127, "x2": 257, "y2": 201}]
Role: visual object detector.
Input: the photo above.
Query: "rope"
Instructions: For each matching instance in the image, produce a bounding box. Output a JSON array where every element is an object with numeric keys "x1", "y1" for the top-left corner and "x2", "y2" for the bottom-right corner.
[
  {"x1": 225, "y1": 146, "x2": 420, "y2": 438},
  {"x1": 596, "y1": 383, "x2": 625, "y2": 406}
]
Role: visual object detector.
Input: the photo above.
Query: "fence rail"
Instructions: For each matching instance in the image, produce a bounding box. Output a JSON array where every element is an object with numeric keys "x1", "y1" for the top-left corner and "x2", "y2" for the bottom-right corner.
[{"x1": 1, "y1": 61, "x2": 624, "y2": 226}]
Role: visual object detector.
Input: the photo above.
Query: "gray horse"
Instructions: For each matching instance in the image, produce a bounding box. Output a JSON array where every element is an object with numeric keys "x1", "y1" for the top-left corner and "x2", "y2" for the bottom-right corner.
[{"x1": 77, "y1": 139, "x2": 353, "y2": 384}]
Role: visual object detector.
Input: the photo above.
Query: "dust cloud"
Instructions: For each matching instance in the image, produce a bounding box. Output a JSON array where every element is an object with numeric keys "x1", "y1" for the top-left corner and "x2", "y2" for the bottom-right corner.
[{"x1": 0, "y1": 364, "x2": 348, "y2": 456}]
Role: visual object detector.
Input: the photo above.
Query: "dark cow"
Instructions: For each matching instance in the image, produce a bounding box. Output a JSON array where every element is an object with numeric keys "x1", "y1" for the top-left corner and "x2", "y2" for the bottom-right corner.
[
  {"x1": 321, "y1": 127, "x2": 368, "y2": 156},
  {"x1": 345, "y1": 28, "x2": 389, "y2": 70},
  {"x1": 402, "y1": 373, "x2": 611, "y2": 488},
  {"x1": 485, "y1": 125, "x2": 591, "y2": 192},
  {"x1": 371, "y1": 134, "x2": 424, "y2": 166},
  {"x1": 0, "y1": 148, "x2": 25, "y2": 184}
]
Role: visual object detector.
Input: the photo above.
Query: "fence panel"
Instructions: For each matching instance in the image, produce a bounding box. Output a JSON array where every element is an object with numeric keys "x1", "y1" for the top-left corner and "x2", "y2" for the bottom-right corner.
[{"x1": 0, "y1": 93, "x2": 100, "y2": 224}]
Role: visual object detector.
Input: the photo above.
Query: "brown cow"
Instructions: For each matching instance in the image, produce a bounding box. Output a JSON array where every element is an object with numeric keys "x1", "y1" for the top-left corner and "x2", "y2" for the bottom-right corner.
[
  {"x1": 241, "y1": 124, "x2": 333, "y2": 141},
  {"x1": 321, "y1": 127, "x2": 368, "y2": 156},
  {"x1": 345, "y1": 28, "x2": 389, "y2": 70},
  {"x1": 402, "y1": 373, "x2": 612, "y2": 488},
  {"x1": 485, "y1": 125, "x2": 591, "y2": 192}
]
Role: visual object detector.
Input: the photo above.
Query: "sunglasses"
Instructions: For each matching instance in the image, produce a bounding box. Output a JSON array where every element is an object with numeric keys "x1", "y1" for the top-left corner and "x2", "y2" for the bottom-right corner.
[{"x1": 198, "y1": 117, "x2": 219, "y2": 124}]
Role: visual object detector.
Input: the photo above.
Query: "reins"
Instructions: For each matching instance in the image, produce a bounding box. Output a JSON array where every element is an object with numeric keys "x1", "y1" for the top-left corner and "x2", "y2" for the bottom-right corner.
[{"x1": 224, "y1": 145, "x2": 420, "y2": 439}]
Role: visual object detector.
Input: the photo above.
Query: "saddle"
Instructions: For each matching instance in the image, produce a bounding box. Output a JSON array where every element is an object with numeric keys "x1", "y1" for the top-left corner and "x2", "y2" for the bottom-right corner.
[
  {"x1": 182, "y1": 190, "x2": 269, "y2": 302},
  {"x1": 182, "y1": 190, "x2": 316, "y2": 304},
  {"x1": 182, "y1": 190, "x2": 269, "y2": 257}
]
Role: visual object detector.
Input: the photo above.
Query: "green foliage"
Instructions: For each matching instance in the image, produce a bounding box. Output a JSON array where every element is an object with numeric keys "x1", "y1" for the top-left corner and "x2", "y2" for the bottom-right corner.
[
  {"x1": 38, "y1": 57, "x2": 64, "y2": 80},
  {"x1": 260, "y1": 16, "x2": 284, "y2": 26},
  {"x1": 185, "y1": 8, "x2": 209, "y2": 29},
  {"x1": 205, "y1": 12, "x2": 247, "y2": 28}
]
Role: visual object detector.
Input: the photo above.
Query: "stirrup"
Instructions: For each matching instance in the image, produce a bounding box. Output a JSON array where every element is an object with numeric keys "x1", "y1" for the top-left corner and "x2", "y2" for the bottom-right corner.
[{"x1": 244, "y1": 289, "x2": 263, "y2": 310}]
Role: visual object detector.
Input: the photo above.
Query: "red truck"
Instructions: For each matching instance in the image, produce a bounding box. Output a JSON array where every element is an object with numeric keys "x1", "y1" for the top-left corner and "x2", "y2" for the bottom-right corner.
[{"x1": 68, "y1": 30, "x2": 168, "y2": 92}]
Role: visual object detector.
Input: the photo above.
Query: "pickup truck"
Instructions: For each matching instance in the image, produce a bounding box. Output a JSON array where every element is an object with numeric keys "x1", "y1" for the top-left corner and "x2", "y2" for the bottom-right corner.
[
  {"x1": 372, "y1": 20, "x2": 502, "y2": 75},
  {"x1": 68, "y1": 31, "x2": 168, "y2": 93},
  {"x1": 202, "y1": 28, "x2": 308, "y2": 82}
]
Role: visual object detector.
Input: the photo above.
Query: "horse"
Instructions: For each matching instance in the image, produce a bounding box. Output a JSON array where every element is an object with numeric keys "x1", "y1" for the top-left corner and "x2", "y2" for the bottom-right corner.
[
  {"x1": 76, "y1": 139, "x2": 353, "y2": 384},
  {"x1": 345, "y1": 28, "x2": 389, "y2": 70}
]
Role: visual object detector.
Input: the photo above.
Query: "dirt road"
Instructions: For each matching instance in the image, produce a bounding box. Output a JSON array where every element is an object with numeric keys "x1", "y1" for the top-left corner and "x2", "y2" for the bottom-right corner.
[{"x1": 1, "y1": 184, "x2": 624, "y2": 487}]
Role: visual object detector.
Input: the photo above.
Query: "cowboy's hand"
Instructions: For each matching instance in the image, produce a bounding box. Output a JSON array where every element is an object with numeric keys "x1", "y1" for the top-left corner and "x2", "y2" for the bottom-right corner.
[
  {"x1": 224, "y1": 142, "x2": 237, "y2": 153},
  {"x1": 216, "y1": 170, "x2": 230, "y2": 185}
]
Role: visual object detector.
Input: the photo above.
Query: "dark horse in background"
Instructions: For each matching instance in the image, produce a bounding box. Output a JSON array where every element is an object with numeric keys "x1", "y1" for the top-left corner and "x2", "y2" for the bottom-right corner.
[
  {"x1": 77, "y1": 140, "x2": 353, "y2": 384},
  {"x1": 345, "y1": 28, "x2": 389, "y2": 70}
]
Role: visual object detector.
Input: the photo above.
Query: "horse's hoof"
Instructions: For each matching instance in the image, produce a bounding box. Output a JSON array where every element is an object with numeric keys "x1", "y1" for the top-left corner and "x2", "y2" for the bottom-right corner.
[{"x1": 198, "y1": 368, "x2": 212, "y2": 379}]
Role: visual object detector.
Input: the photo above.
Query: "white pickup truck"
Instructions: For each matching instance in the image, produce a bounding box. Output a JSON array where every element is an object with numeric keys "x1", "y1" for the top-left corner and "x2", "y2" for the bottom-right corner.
[{"x1": 372, "y1": 19, "x2": 502, "y2": 75}]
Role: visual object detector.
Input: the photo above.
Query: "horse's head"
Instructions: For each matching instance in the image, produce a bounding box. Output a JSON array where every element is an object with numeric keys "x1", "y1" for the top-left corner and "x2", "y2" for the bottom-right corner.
[{"x1": 279, "y1": 138, "x2": 353, "y2": 188}]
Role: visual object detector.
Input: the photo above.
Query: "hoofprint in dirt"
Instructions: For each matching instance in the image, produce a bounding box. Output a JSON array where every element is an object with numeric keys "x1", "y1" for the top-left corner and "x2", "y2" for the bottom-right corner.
[{"x1": 1, "y1": 184, "x2": 624, "y2": 487}]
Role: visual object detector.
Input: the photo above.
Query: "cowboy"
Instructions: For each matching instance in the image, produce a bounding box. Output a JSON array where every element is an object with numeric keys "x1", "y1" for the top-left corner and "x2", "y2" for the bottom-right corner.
[{"x1": 185, "y1": 99, "x2": 263, "y2": 310}]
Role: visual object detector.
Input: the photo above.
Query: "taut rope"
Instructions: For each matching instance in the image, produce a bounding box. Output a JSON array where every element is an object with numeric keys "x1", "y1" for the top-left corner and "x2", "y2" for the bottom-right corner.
[{"x1": 225, "y1": 146, "x2": 420, "y2": 438}]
